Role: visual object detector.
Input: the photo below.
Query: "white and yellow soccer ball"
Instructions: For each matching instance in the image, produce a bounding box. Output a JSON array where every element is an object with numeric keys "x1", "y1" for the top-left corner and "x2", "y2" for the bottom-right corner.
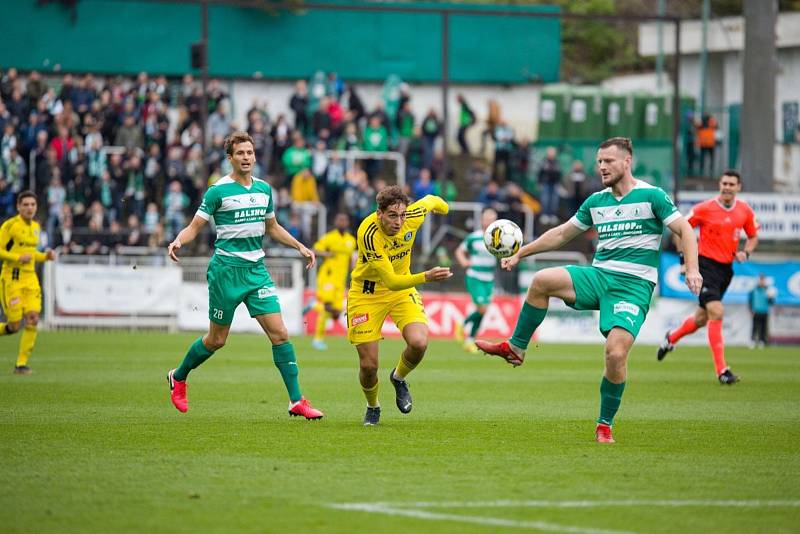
[{"x1": 483, "y1": 219, "x2": 523, "y2": 259}]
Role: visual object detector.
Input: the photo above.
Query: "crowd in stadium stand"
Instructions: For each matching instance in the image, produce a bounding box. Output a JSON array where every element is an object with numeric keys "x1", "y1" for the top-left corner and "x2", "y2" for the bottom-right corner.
[{"x1": 0, "y1": 68, "x2": 599, "y2": 255}]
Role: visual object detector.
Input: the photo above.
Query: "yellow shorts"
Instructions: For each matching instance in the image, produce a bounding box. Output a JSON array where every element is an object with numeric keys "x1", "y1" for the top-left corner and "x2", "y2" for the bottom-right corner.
[
  {"x1": 347, "y1": 288, "x2": 427, "y2": 345},
  {"x1": 1, "y1": 275, "x2": 42, "y2": 323},
  {"x1": 316, "y1": 276, "x2": 345, "y2": 311}
]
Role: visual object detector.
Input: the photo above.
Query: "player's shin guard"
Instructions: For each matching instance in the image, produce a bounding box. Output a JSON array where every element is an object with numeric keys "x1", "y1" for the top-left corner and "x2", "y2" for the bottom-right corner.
[
  {"x1": 362, "y1": 381, "x2": 379, "y2": 408},
  {"x1": 668, "y1": 314, "x2": 700, "y2": 344},
  {"x1": 509, "y1": 301, "x2": 547, "y2": 351},
  {"x1": 273, "y1": 342, "x2": 302, "y2": 402},
  {"x1": 174, "y1": 337, "x2": 215, "y2": 381},
  {"x1": 468, "y1": 312, "x2": 484, "y2": 339},
  {"x1": 393, "y1": 353, "x2": 418, "y2": 381},
  {"x1": 707, "y1": 320, "x2": 728, "y2": 376},
  {"x1": 16, "y1": 325, "x2": 37, "y2": 367},
  {"x1": 597, "y1": 376, "x2": 626, "y2": 426}
]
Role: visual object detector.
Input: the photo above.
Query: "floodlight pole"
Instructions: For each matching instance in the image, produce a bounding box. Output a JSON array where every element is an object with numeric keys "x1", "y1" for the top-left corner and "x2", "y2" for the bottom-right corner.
[
  {"x1": 672, "y1": 18, "x2": 682, "y2": 201},
  {"x1": 201, "y1": 0, "x2": 209, "y2": 154},
  {"x1": 441, "y1": 11, "x2": 450, "y2": 182}
]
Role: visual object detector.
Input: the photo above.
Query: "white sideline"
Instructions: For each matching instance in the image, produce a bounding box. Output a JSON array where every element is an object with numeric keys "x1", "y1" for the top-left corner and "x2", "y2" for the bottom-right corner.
[
  {"x1": 328, "y1": 499, "x2": 800, "y2": 533},
  {"x1": 328, "y1": 503, "x2": 634, "y2": 534}
]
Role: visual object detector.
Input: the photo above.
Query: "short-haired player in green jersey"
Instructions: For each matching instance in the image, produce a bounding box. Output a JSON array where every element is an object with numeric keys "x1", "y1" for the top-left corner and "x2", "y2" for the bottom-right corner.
[
  {"x1": 455, "y1": 208, "x2": 498, "y2": 353},
  {"x1": 477, "y1": 137, "x2": 703, "y2": 443},
  {"x1": 166, "y1": 131, "x2": 324, "y2": 420}
]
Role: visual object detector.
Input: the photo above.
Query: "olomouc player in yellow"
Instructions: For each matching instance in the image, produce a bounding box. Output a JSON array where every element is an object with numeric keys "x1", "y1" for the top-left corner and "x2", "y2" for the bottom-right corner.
[
  {"x1": 0, "y1": 191, "x2": 56, "y2": 374},
  {"x1": 311, "y1": 212, "x2": 357, "y2": 350},
  {"x1": 348, "y1": 186, "x2": 452, "y2": 425}
]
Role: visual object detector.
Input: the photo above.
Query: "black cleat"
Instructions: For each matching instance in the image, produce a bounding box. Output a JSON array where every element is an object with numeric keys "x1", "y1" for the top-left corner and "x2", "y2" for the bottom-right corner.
[
  {"x1": 389, "y1": 368, "x2": 412, "y2": 414},
  {"x1": 363, "y1": 406, "x2": 381, "y2": 426},
  {"x1": 657, "y1": 331, "x2": 674, "y2": 361},
  {"x1": 718, "y1": 369, "x2": 740, "y2": 385},
  {"x1": 13, "y1": 365, "x2": 31, "y2": 375}
]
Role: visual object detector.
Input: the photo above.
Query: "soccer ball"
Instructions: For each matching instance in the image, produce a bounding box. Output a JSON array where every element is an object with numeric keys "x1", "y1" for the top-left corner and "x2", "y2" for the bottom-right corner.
[{"x1": 484, "y1": 219, "x2": 523, "y2": 259}]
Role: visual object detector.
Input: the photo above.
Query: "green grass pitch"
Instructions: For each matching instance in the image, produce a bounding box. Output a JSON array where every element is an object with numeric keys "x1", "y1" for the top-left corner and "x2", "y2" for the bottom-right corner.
[{"x1": 1, "y1": 331, "x2": 799, "y2": 533}]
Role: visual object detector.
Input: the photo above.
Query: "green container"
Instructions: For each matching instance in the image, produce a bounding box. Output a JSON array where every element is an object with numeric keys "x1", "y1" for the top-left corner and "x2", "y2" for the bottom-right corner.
[
  {"x1": 564, "y1": 86, "x2": 604, "y2": 141},
  {"x1": 604, "y1": 92, "x2": 639, "y2": 139},
  {"x1": 537, "y1": 85, "x2": 571, "y2": 141},
  {"x1": 638, "y1": 93, "x2": 676, "y2": 141}
]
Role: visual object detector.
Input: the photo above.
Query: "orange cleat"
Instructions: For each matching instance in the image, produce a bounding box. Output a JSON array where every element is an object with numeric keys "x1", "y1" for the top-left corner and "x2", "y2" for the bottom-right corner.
[
  {"x1": 167, "y1": 369, "x2": 188, "y2": 413},
  {"x1": 475, "y1": 340, "x2": 524, "y2": 367},
  {"x1": 595, "y1": 423, "x2": 615, "y2": 443}
]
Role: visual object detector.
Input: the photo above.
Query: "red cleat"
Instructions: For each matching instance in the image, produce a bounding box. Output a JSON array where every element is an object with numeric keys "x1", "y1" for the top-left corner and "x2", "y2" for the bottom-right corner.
[
  {"x1": 288, "y1": 397, "x2": 324, "y2": 420},
  {"x1": 167, "y1": 369, "x2": 188, "y2": 413},
  {"x1": 475, "y1": 340, "x2": 525, "y2": 367},
  {"x1": 595, "y1": 423, "x2": 615, "y2": 443}
]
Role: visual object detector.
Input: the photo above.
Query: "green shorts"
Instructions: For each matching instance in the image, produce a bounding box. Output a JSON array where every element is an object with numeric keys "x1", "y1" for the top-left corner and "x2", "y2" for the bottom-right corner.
[
  {"x1": 207, "y1": 255, "x2": 280, "y2": 325},
  {"x1": 565, "y1": 265, "x2": 655, "y2": 339},
  {"x1": 465, "y1": 276, "x2": 493, "y2": 306}
]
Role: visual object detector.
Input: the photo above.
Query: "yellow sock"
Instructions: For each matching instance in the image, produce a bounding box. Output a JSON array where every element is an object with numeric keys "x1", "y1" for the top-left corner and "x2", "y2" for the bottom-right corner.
[
  {"x1": 0, "y1": 322, "x2": 9, "y2": 336},
  {"x1": 314, "y1": 307, "x2": 327, "y2": 341},
  {"x1": 17, "y1": 325, "x2": 37, "y2": 367},
  {"x1": 361, "y1": 381, "x2": 379, "y2": 407},
  {"x1": 393, "y1": 353, "x2": 418, "y2": 381}
]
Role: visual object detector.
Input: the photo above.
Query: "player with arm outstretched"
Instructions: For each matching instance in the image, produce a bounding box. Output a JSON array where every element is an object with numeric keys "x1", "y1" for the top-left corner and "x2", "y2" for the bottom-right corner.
[
  {"x1": 0, "y1": 191, "x2": 56, "y2": 374},
  {"x1": 348, "y1": 186, "x2": 452, "y2": 425},
  {"x1": 476, "y1": 137, "x2": 702, "y2": 443},
  {"x1": 166, "y1": 131, "x2": 324, "y2": 420}
]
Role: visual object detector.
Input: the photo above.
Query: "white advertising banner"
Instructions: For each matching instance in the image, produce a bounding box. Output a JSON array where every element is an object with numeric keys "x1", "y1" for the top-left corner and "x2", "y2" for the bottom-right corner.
[
  {"x1": 178, "y1": 282, "x2": 303, "y2": 334},
  {"x1": 54, "y1": 264, "x2": 181, "y2": 314},
  {"x1": 676, "y1": 192, "x2": 800, "y2": 240}
]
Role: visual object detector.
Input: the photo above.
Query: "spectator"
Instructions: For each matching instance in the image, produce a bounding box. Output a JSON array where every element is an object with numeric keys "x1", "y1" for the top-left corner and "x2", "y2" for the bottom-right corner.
[
  {"x1": 420, "y1": 108, "x2": 440, "y2": 170},
  {"x1": 3, "y1": 146, "x2": 26, "y2": 193},
  {"x1": 50, "y1": 125, "x2": 74, "y2": 163},
  {"x1": 311, "y1": 140, "x2": 329, "y2": 182},
  {"x1": 492, "y1": 120, "x2": 514, "y2": 182},
  {"x1": 290, "y1": 169, "x2": 320, "y2": 203},
  {"x1": 311, "y1": 96, "x2": 332, "y2": 138},
  {"x1": 456, "y1": 94, "x2": 476, "y2": 155},
  {"x1": 285, "y1": 211, "x2": 303, "y2": 242},
  {"x1": 412, "y1": 168, "x2": 435, "y2": 200},
  {"x1": 124, "y1": 154, "x2": 146, "y2": 218},
  {"x1": 696, "y1": 112, "x2": 717, "y2": 177},
  {"x1": 336, "y1": 121, "x2": 361, "y2": 151},
  {"x1": 114, "y1": 114, "x2": 144, "y2": 151},
  {"x1": 343, "y1": 166, "x2": 375, "y2": 224},
  {"x1": 147, "y1": 221, "x2": 166, "y2": 249},
  {"x1": 363, "y1": 115, "x2": 388, "y2": 180},
  {"x1": 270, "y1": 114, "x2": 292, "y2": 175},
  {"x1": 47, "y1": 171, "x2": 67, "y2": 238},
  {"x1": 537, "y1": 146, "x2": 562, "y2": 224},
  {"x1": 52, "y1": 208, "x2": 79, "y2": 255},
  {"x1": 477, "y1": 179, "x2": 505, "y2": 213},
  {"x1": 323, "y1": 153, "x2": 346, "y2": 215},
  {"x1": 565, "y1": 160, "x2": 588, "y2": 215},
  {"x1": 346, "y1": 84, "x2": 366, "y2": 123},
  {"x1": 163, "y1": 180, "x2": 190, "y2": 239},
  {"x1": 282, "y1": 134, "x2": 312, "y2": 180},
  {"x1": 0, "y1": 178, "x2": 15, "y2": 217},
  {"x1": 95, "y1": 169, "x2": 122, "y2": 222},
  {"x1": 206, "y1": 101, "x2": 230, "y2": 145},
  {"x1": 143, "y1": 202, "x2": 160, "y2": 234},
  {"x1": 396, "y1": 101, "x2": 414, "y2": 156},
  {"x1": 748, "y1": 274, "x2": 775, "y2": 349},
  {"x1": 289, "y1": 80, "x2": 309, "y2": 135}
]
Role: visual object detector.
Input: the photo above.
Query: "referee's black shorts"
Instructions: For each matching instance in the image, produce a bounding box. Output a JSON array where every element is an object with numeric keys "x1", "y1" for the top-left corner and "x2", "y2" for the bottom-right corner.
[{"x1": 698, "y1": 255, "x2": 734, "y2": 308}]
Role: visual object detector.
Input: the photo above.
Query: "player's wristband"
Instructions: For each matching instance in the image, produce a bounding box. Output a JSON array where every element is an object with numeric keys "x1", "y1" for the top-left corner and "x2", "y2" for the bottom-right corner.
[{"x1": 678, "y1": 253, "x2": 685, "y2": 265}]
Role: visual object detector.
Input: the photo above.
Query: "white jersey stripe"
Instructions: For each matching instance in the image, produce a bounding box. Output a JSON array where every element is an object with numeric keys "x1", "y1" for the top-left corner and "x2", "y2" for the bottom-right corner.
[
  {"x1": 215, "y1": 247, "x2": 265, "y2": 262},
  {"x1": 590, "y1": 202, "x2": 654, "y2": 225},
  {"x1": 218, "y1": 192, "x2": 270, "y2": 212},
  {"x1": 596, "y1": 233, "x2": 662, "y2": 251},
  {"x1": 593, "y1": 259, "x2": 658, "y2": 283},
  {"x1": 216, "y1": 221, "x2": 266, "y2": 240}
]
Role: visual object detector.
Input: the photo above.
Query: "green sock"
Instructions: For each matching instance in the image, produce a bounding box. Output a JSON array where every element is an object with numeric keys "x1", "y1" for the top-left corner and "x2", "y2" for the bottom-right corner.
[
  {"x1": 273, "y1": 342, "x2": 302, "y2": 402},
  {"x1": 463, "y1": 311, "x2": 480, "y2": 336},
  {"x1": 469, "y1": 312, "x2": 484, "y2": 338},
  {"x1": 509, "y1": 302, "x2": 547, "y2": 350},
  {"x1": 174, "y1": 337, "x2": 214, "y2": 381},
  {"x1": 597, "y1": 376, "x2": 626, "y2": 426}
]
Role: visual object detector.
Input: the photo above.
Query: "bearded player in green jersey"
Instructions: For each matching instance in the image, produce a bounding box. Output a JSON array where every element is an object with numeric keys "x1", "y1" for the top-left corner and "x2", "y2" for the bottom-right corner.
[
  {"x1": 166, "y1": 131, "x2": 324, "y2": 420},
  {"x1": 477, "y1": 137, "x2": 703, "y2": 443}
]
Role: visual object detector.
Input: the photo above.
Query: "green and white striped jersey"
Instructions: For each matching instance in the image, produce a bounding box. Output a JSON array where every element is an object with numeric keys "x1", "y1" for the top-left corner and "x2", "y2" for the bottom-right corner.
[
  {"x1": 196, "y1": 175, "x2": 275, "y2": 265},
  {"x1": 570, "y1": 180, "x2": 681, "y2": 283},
  {"x1": 458, "y1": 230, "x2": 497, "y2": 282}
]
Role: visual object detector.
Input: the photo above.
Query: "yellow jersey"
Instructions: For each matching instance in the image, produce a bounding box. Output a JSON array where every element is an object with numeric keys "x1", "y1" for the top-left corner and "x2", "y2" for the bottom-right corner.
[
  {"x1": 351, "y1": 195, "x2": 448, "y2": 295},
  {"x1": 313, "y1": 229, "x2": 357, "y2": 284},
  {"x1": 0, "y1": 215, "x2": 47, "y2": 279}
]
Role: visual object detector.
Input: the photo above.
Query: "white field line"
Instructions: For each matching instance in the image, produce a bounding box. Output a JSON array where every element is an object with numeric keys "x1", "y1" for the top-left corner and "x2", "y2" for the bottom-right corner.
[
  {"x1": 356, "y1": 499, "x2": 800, "y2": 509},
  {"x1": 329, "y1": 503, "x2": 635, "y2": 534}
]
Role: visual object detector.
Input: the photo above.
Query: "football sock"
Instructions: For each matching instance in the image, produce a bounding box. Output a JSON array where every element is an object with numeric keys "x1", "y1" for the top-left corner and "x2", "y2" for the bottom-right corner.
[
  {"x1": 314, "y1": 308, "x2": 327, "y2": 341},
  {"x1": 668, "y1": 314, "x2": 700, "y2": 344},
  {"x1": 468, "y1": 311, "x2": 484, "y2": 338},
  {"x1": 173, "y1": 337, "x2": 215, "y2": 382},
  {"x1": 597, "y1": 376, "x2": 626, "y2": 426},
  {"x1": 16, "y1": 325, "x2": 37, "y2": 367},
  {"x1": 463, "y1": 311, "x2": 480, "y2": 336},
  {"x1": 707, "y1": 319, "x2": 728, "y2": 375},
  {"x1": 509, "y1": 301, "x2": 547, "y2": 351},
  {"x1": 362, "y1": 381, "x2": 379, "y2": 408},
  {"x1": 273, "y1": 342, "x2": 302, "y2": 402},
  {"x1": 393, "y1": 353, "x2": 417, "y2": 381}
]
